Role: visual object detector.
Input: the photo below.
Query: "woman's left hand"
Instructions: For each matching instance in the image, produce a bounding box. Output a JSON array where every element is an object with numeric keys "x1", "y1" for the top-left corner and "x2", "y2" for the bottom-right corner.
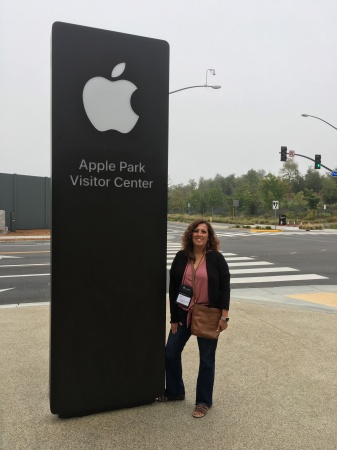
[{"x1": 216, "y1": 318, "x2": 228, "y2": 333}]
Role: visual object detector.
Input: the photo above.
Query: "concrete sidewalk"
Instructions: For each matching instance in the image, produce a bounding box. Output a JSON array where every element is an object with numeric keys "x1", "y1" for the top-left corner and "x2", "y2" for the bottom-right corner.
[{"x1": 1, "y1": 297, "x2": 336, "y2": 450}]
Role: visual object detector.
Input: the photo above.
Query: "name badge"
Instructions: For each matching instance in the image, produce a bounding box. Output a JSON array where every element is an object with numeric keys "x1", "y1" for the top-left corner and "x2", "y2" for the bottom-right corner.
[
  {"x1": 176, "y1": 284, "x2": 193, "y2": 307},
  {"x1": 176, "y1": 293, "x2": 192, "y2": 307}
]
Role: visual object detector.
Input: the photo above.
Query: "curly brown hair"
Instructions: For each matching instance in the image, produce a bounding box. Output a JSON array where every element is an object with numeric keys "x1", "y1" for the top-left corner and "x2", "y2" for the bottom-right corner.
[{"x1": 181, "y1": 219, "x2": 220, "y2": 261}]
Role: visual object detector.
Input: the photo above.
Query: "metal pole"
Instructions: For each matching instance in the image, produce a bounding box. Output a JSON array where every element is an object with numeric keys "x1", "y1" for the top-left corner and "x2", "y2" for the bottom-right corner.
[
  {"x1": 169, "y1": 85, "x2": 220, "y2": 94},
  {"x1": 274, "y1": 209, "x2": 276, "y2": 230},
  {"x1": 280, "y1": 151, "x2": 333, "y2": 172},
  {"x1": 302, "y1": 114, "x2": 337, "y2": 131}
]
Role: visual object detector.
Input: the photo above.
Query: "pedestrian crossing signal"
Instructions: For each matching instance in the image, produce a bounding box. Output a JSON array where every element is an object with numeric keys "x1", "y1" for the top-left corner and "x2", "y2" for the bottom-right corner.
[
  {"x1": 315, "y1": 154, "x2": 321, "y2": 169},
  {"x1": 281, "y1": 147, "x2": 287, "y2": 162}
]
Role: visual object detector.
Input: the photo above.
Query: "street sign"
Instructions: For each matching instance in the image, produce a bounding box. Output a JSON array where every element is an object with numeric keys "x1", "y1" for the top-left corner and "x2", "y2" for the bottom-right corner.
[
  {"x1": 272, "y1": 201, "x2": 279, "y2": 210},
  {"x1": 289, "y1": 150, "x2": 295, "y2": 157},
  {"x1": 331, "y1": 172, "x2": 337, "y2": 177}
]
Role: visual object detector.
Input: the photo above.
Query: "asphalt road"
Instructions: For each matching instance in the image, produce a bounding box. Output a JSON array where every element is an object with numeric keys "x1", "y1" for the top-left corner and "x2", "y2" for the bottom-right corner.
[
  {"x1": 0, "y1": 241, "x2": 50, "y2": 306},
  {"x1": 1, "y1": 223, "x2": 336, "y2": 306},
  {"x1": 167, "y1": 222, "x2": 337, "y2": 288}
]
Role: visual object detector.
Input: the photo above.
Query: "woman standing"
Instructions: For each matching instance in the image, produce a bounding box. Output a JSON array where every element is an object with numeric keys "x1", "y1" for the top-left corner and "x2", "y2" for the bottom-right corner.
[{"x1": 157, "y1": 219, "x2": 230, "y2": 418}]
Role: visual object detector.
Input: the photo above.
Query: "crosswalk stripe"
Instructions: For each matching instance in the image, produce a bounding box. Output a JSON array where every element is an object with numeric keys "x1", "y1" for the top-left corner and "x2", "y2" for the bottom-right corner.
[
  {"x1": 230, "y1": 274, "x2": 327, "y2": 284},
  {"x1": 0, "y1": 264, "x2": 50, "y2": 268},
  {"x1": 166, "y1": 255, "x2": 252, "y2": 263},
  {"x1": 165, "y1": 247, "x2": 328, "y2": 284},
  {"x1": 228, "y1": 261, "x2": 273, "y2": 267},
  {"x1": 225, "y1": 257, "x2": 255, "y2": 261},
  {"x1": 168, "y1": 231, "x2": 337, "y2": 237},
  {"x1": 166, "y1": 251, "x2": 236, "y2": 256},
  {"x1": 230, "y1": 267, "x2": 298, "y2": 275},
  {"x1": 0, "y1": 274, "x2": 50, "y2": 279}
]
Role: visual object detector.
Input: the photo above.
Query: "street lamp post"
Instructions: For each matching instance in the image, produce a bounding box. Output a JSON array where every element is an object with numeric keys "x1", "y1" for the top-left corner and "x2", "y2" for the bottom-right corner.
[
  {"x1": 206, "y1": 68, "x2": 216, "y2": 86},
  {"x1": 301, "y1": 114, "x2": 337, "y2": 131},
  {"x1": 169, "y1": 68, "x2": 221, "y2": 94},
  {"x1": 299, "y1": 114, "x2": 335, "y2": 172}
]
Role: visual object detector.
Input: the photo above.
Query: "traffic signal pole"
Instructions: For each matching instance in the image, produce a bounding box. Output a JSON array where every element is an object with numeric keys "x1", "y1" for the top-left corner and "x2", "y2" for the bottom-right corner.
[
  {"x1": 279, "y1": 150, "x2": 333, "y2": 172},
  {"x1": 292, "y1": 153, "x2": 333, "y2": 172}
]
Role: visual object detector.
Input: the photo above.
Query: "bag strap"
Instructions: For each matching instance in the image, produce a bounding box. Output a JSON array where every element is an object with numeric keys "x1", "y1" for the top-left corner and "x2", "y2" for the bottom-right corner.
[
  {"x1": 190, "y1": 253, "x2": 205, "y2": 304},
  {"x1": 191, "y1": 260, "x2": 197, "y2": 303}
]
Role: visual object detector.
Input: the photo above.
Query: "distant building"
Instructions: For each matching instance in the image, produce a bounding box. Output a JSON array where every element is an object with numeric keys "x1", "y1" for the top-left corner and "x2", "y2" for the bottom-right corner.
[{"x1": 0, "y1": 173, "x2": 50, "y2": 230}]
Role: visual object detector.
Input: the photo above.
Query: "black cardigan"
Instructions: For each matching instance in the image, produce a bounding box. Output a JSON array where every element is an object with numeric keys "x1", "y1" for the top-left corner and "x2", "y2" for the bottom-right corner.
[{"x1": 169, "y1": 250, "x2": 231, "y2": 324}]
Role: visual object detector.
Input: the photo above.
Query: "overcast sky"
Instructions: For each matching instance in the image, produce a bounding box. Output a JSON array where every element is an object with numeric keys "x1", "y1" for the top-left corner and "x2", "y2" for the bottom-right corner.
[{"x1": 1, "y1": 0, "x2": 336, "y2": 185}]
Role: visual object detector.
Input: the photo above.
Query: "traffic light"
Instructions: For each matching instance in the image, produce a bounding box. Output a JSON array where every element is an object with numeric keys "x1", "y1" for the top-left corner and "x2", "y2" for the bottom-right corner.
[
  {"x1": 314, "y1": 154, "x2": 321, "y2": 169},
  {"x1": 281, "y1": 146, "x2": 287, "y2": 162}
]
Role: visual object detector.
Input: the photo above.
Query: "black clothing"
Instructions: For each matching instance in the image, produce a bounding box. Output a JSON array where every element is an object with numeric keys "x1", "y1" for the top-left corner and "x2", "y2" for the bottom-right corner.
[{"x1": 169, "y1": 250, "x2": 230, "y2": 324}]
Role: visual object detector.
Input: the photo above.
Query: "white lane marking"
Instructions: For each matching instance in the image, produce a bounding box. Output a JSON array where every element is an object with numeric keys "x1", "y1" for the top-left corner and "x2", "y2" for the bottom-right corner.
[
  {"x1": 230, "y1": 274, "x2": 327, "y2": 284},
  {"x1": 0, "y1": 274, "x2": 50, "y2": 279},
  {"x1": 0, "y1": 255, "x2": 23, "y2": 259},
  {"x1": 0, "y1": 288, "x2": 15, "y2": 293},
  {"x1": 230, "y1": 267, "x2": 299, "y2": 275},
  {"x1": 167, "y1": 231, "x2": 337, "y2": 238},
  {"x1": 0, "y1": 264, "x2": 50, "y2": 268},
  {"x1": 166, "y1": 251, "x2": 236, "y2": 257},
  {"x1": 225, "y1": 257, "x2": 255, "y2": 261},
  {"x1": 167, "y1": 256, "x2": 253, "y2": 264},
  {"x1": 0, "y1": 301, "x2": 50, "y2": 309},
  {"x1": 228, "y1": 261, "x2": 273, "y2": 267},
  {"x1": 165, "y1": 247, "x2": 329, "y2": 284},
  {"x1": 217, "y1": 233, "x2": 251, "y2": 237}
]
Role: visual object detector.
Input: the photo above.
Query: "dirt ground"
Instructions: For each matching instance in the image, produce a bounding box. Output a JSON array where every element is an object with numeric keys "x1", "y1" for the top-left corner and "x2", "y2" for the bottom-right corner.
[
  {"x1": 4, "y1": 229, "x2": 50, "y2": 236},
  {"x1": 0, "y1": 229, "x2": 51, "y2": 240}
]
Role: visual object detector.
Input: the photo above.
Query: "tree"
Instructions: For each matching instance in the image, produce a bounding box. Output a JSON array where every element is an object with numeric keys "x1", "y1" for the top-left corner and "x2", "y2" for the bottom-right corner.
[
  {"x1": 304, "y1": 189, "x2": 320, "y2": 212},
  {"x1": 213, "y1": 173, "x2": 238, "y2": 196},
  {"x1": 259, "y1": 174, "x2": 288, "y2": 211},
  {"x1": 232, "y1": 170, "x2": 264, "y2": 215},
  {"x1": 233, "y1": 184, "x2": 261, "y2": 215},
  {"x1": 190, "y1": 189, "x2": 207, "y2": 214},
  {"x1": 206, "y1": 187, "x2": 224, "y2": 215},
  {"x1": 168, "y1": 184, "x2": 190, "y2": 213},
  {"x1": 279, "y1": 160, "x2": 305, "y2": 193},
  {"x1": 304, "y1": 168, "x2": 322, "y2": 193},
  {"x1": 321, "y1": 175, "x2": 337, "y2": 205}
]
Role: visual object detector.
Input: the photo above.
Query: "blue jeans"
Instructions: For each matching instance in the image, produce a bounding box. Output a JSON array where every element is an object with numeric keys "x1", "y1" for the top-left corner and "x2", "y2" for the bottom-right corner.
[{"x1": 165, "y1": 308, "x2": 218, "y2": 407}]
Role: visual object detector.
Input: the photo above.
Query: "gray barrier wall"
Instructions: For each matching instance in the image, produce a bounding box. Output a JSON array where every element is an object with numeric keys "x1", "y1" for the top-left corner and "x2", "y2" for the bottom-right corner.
[{"x1": 0, "y1": 173, "x2": 51, "y2": 230}]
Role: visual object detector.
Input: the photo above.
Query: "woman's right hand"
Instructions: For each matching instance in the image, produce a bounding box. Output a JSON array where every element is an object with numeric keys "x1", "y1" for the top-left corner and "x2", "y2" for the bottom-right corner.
[{"x1": 171, "y1": 322, "x2": 182, "y2": 334}]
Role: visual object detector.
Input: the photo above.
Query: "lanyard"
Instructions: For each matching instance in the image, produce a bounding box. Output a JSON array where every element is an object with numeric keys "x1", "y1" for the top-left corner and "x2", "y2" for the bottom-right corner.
[{"x1": 190, "y1": 253, "x2": 204, "y2": 303}]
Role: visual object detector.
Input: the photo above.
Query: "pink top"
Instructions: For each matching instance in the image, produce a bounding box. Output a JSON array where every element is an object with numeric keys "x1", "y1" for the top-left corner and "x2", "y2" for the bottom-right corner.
[{"x1": 181, "y1": 259, "x2": 209, "y2": 326}]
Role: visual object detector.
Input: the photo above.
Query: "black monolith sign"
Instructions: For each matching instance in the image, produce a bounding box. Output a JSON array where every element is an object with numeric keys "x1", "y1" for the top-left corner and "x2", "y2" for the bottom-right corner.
[{"x1": 50, "y1": 22, "x2": 169, "y2": 417}]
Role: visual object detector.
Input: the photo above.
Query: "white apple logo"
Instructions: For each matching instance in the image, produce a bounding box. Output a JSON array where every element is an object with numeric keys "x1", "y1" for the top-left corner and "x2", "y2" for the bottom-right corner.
[{"x1": 83, "y1": 62, "x2": 139, "y2": 133}]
